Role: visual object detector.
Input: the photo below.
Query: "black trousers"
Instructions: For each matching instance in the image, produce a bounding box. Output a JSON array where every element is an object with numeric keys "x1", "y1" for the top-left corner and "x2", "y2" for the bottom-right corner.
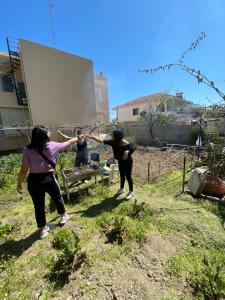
[
  {"x1": 27, "y1": 172, "x2": 65, "y2": 228},
  {"x1": 74, "y1": 151, "x2": 88, "y2": 167},
  {"x1": 118, "y1": 159, "x2": 133, "y2": 192}
]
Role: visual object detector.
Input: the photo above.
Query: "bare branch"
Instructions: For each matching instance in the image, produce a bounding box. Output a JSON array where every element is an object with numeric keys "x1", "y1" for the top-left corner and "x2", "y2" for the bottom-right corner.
[{"x1": 139, "y1": 32, "x2": 225, "y2": 101}]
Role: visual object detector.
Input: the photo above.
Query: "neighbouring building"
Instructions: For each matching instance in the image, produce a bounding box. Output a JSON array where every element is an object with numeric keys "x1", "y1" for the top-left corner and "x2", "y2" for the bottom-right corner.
[
  {"x1": 94, "y1": 72, "x2": 109, "y2": 124},
  {"x1": 112, "y1": 92, "x2": 202, "y2": 123},
  {"x1": 0, "y1": 38, "x2": 109, "y2": 151}
]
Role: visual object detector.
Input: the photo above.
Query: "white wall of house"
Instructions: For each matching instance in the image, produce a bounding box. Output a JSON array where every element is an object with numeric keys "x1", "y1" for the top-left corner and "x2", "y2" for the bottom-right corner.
[
  {"x1": 116, "y1": 99, "x2": 194, "y2": 122},
  {"x1": 117, "y1": 103, "x2": 153, "y2": 122}
]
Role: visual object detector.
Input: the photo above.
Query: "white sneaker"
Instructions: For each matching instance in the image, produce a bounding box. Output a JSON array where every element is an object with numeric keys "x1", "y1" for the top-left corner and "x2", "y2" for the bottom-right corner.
[
  {"x1": 59, "y1": 213, "x2": 69, "y2": 225},
  {"x1": 114, "y1": 188, "x2": 125, "y2": 197},
  {"x1": 125, "y1": 192, "x2": 134, "y2": 200},
  {"x1": 40, "y1": 225, "x2": 50, "y2": 239}
]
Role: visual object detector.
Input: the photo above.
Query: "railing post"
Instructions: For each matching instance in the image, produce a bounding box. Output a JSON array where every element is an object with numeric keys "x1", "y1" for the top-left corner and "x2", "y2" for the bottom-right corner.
[{"x1": 182, "y1": 156, "x2": 186, "y2": 193}]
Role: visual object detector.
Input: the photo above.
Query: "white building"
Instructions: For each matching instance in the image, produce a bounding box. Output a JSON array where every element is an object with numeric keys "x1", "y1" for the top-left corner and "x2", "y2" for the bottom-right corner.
[{"x1": 112, "y1": 92, "x2": 202, "y2": 123}]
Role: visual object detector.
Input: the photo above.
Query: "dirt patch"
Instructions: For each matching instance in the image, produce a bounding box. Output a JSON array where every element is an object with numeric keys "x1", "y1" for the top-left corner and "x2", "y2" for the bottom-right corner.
[
  {"x1": 0, "y1": 197, "x2": 21, "y2": 209},
  {"x1": 99, "y1": 148, "x2": 191, "y2": 183},
  {"x1": 59, "y1": 233, "x2": 191, "y2": 300}
]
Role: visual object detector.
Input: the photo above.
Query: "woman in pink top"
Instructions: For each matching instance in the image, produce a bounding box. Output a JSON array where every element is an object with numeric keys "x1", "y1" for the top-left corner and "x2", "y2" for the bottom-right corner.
[{"x1": 17, "y1": 126, "x2": 80, "y2": 239}]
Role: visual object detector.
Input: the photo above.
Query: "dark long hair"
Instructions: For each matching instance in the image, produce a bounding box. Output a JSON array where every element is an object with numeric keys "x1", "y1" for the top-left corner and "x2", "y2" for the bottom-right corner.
[
  {"x1": 112, "y1": 130, "x2": 123, "y2": 144},
  {"x1": 77, "y1": 128, "x2": 83, "y2": 136},
  {"x1": 28, "y1": 126, "x2": 49, "y2": 152}
]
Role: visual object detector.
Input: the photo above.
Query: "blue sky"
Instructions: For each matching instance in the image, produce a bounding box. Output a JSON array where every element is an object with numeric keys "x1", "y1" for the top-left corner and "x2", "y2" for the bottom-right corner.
[{"x1": 1, "y1": 0, "x2": 225, "y2": 118}]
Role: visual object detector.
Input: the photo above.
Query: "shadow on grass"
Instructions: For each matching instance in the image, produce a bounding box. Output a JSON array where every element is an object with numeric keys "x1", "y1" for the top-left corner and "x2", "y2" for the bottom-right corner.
[
  {"x1": 47, "y1": 252, "x2": 87, "y2": 290},
  {"x1": 77, "y1": 196, "x2": 127, "y2": 218},
  {"x1": 0, "y1": 230, "x2": 39, "y2": 261}
]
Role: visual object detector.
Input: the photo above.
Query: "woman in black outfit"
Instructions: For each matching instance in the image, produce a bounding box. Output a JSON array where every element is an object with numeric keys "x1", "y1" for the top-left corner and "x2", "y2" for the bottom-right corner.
[
  {"x1": 87, "y1": 130, "x2": 134, "y2": 200},
  {"x1": 58, "y1": 129, "x2": 89, "y2": 167},
  {"x1": 74, "y1": 129, "x2": 88, "y2": 167}
]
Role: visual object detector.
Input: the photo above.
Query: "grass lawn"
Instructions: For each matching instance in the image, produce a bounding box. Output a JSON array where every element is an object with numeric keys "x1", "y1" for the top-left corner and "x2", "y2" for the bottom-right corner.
[{"x1": 0, "y1": 153, "x2": 225, "y2": 300}]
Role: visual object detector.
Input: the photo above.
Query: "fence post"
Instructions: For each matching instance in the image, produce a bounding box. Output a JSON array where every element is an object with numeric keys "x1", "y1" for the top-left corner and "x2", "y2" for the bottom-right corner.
[
  {"x1": 182, "y1": 156, "x2": 186, "y2": 193},
  {"x1": 148, "y1": 162, "x2": 150, "y2": 183}
]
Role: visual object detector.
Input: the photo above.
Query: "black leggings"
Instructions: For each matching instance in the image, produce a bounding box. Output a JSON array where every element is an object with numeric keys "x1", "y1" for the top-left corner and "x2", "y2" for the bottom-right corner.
[
  {"x1": 74, "y1": 151, "x2": 88, "y2": 167},
  {"x1": 118, "y1": 159, "x2": 133, "y2": 192},
  {"x1": 27, "y1": 172, "x2": 65, "y2": 228}
]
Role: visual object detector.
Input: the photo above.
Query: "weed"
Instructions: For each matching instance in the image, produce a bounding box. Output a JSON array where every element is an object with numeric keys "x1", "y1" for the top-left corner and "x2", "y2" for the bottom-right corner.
[
  {"x1": 191, "y1": 253, "x2": 225, "y2": 299},
  {"x1": 49, "y1": 229, "x2": 85, "y2": 288},
  {"x1": 53, "y1": 228, "x2": 79, "y2": 251},
  {"x1": 0, "y1": 254, "x2": 16, "y2": 272},
  {"x1": 90, "y1": 183, "x2": 111, "y2": 198},
  {"x1": 100, "y1": 216, "x2": 127, "y2": 244},
  {"x1": 0, "y1": 224, "x2": 14, "y2": 238},
  {"x1": 166, "y1": 246, "x2": 225, "y2": 300},
  {"x1": 128, "y1": 199, "x2": 145, "y2": 219}
]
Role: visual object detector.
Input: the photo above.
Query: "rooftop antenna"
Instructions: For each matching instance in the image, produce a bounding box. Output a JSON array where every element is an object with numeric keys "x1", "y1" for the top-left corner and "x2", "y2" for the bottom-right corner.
[{"x1": 49, "y1": 2, "x2": 56, "y2": 48}]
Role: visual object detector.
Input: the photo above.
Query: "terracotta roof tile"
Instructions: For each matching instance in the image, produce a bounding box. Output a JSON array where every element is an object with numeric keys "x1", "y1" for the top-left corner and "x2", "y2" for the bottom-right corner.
[{"x1": 112, "y1": 93, "x2": 192, "y2": 110}]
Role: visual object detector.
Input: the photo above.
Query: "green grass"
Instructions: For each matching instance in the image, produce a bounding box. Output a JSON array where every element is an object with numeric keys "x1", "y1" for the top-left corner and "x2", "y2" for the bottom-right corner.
[{"x1": 0, "y1": 153, "x2": 225, "y2": 299}]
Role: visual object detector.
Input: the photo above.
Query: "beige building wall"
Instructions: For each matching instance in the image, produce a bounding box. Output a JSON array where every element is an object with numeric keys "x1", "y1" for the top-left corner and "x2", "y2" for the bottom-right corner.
[
  {"x1": 0, "y1": 107, "x2": 29, "y2": 127},
  {"x1": 0, "y1": 91, "x2": 18, "y2": 107},
  {"x1": 94, "y1": 73, "x2": 109, "y2": 123},
  {"x1": 19, "y1": 39, "x2": 96, "y2": 127},
  {"x1": 0, "y1": 135, "x2": 27, "y2": 152}
]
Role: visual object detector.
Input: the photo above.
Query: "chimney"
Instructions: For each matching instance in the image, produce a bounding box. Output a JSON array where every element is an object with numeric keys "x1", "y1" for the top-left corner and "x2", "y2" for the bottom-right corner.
[{"x1": 176, "y1": 91, "x2": 183, "y2": 99}]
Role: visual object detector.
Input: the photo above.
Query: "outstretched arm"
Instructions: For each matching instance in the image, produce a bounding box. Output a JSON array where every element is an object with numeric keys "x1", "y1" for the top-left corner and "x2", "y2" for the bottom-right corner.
[
  {"x1": 58, "y1": 130, "x2": 72, "y2": 140},
  {"x1": 86, "y1": 134, "x2": 104, "y2": 143},
  {"x1": 64, "y1": 136, "x2": 79, "y2": 147}
]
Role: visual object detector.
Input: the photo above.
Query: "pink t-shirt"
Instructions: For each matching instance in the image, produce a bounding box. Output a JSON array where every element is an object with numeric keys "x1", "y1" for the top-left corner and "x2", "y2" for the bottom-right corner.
[{"x1": 22, "y1": 141, "x2": 66, "y2": 173}]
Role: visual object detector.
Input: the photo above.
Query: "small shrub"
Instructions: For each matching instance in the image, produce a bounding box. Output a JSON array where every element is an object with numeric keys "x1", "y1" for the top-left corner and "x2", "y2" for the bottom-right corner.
[
  {"x1": 49, "y1": 229, "x2": 85, "y2": 288},
  {"x1": 129, "y1": 224, "x2": 146, "y2": 243},
  {"x1": 128, "y1": 200, "x2": 145, "y2": 219},
  {"x1": 53, "y1": 229, "x2": 78, "y2": 251},
  {"x1": 0, "y1": 224, "x2": 14, "y2": 238},
  {"x1": 100, "y1": 216, "x2": 127, "y2": 244}
]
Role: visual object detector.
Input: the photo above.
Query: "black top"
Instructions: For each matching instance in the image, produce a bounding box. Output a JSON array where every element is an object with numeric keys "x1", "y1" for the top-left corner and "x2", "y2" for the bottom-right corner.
[
  {"x1": 77, "y1": 140, "x2": 88, "y2": 153},
  {"x1": 104, "y1": 140, "x2": 134, "y2": 161}
]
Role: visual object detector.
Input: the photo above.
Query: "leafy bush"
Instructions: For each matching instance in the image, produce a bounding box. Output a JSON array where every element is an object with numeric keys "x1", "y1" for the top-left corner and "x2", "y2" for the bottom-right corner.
[
  {"x1": 100, "y1": 216, "x2": 127, "y2": 244},
  {"x1": 49, "y1": 229, "x2": 84, "y2": 287},
  {"x1": 0, "y1": 154, "x2": 21, "y2": 174},
  {"x1": 0, "y1": 154, "x2": 21, "y2": 192},
  {"x1": 99, "y1": 213, "x2": 147, "y2": 244}
]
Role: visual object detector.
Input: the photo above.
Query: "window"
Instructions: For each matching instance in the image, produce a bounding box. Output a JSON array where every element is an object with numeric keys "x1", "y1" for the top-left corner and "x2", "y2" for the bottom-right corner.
[
  {"x1": 95, "y1": 87, "x2": 103, "y2": 102},
  {"x1": 133, "y1": 108, "x2": 139, "y2": 115},
  {"x1": 0, "y1": 74, "x2": 14, "y2": 92}
]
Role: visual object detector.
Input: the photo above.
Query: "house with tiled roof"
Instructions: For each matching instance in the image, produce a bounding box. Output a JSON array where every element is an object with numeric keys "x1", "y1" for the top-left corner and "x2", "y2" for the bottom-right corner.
[{"x1": 112, "y1": 92, "x2": 201, "y2": 123}]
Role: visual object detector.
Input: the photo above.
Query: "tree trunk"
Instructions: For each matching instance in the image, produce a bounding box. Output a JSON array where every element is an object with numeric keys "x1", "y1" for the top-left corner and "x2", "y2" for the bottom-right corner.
[{"x1": 149, "y1": 126, "x2": 154, "y2": 139}]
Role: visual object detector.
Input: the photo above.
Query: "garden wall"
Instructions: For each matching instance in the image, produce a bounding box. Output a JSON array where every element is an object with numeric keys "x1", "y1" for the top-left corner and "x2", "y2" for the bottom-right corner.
[{"x1": 122, "y1": 122, "x2": 194, "y2": 146}]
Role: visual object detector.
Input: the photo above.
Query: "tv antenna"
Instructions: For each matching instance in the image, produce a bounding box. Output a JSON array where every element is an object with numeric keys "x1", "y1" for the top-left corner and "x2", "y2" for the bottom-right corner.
[{"x1": 49, "y1": 2, "x2": 56, "y2": 48}]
